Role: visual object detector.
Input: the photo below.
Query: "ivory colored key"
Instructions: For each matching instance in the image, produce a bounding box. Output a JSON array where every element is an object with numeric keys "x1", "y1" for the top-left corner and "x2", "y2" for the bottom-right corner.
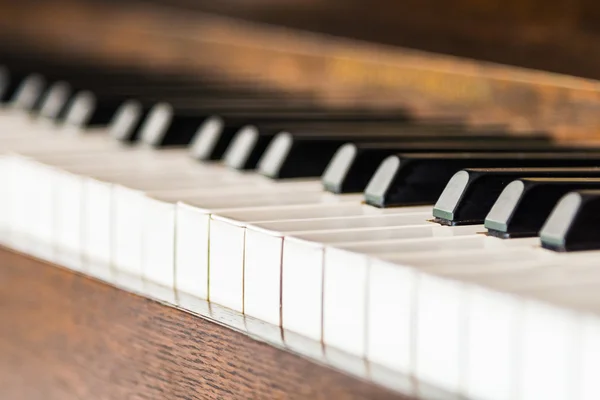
[
  {"x1": 364, "y1": 245, "x2": 554, "y2": 395},
  {"x1": 131, "y1": 181, "x2": 323, "y2": 284},
  {"x1": 208, "y1": 192, "x2": 363, "y2": 312},
  {"x1": 449, "y1": 254, "x2": 600, "y2": 400},
  {"x1": 242, "y1": 209, "x2": 432, "y2": 325},
  {"x1": 328, "y1": 235, "x2": 540, "y2": 374},
  {"x1": 175, "y1": 202, "x2": 429, "y2": 300},
  {"x1": 485, "y1": 178, "x2": 600, "y2": 238},
  {"x1": 76, "y1": 164, "x2": 309, "y2": 268},
  {"x1": 323, "y1": 241, "x2": 540, "y2": 361},
  {"x1": 397, "y1": 245, "x2": 599, "y2": 397},
  {"x1": 282, "y1": 224, "x2": 483, "y2": 343},
  {"x1": 433, "y1": 167, "x2": 600, "y2": 226}
]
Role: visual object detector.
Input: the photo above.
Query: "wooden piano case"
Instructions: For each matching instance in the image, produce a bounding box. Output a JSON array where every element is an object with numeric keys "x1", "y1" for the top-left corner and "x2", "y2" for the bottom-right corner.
[{"x1": 3, "y1": 0, "x2": 600, "y2": 398}]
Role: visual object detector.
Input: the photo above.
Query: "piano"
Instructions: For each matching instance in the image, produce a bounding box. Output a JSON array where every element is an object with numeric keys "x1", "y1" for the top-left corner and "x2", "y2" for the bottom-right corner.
[{"x1": 3, "y1": 0, "x2": 600, "y2": 399}]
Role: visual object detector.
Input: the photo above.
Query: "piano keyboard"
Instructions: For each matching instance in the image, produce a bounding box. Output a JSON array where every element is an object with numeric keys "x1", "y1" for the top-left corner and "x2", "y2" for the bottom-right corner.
[{"x1": 3, "y1": 64, "x2": 600, "y2": 400}]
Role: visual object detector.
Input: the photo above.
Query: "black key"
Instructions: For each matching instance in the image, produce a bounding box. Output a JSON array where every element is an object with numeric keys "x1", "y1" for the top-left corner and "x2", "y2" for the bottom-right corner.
[
  {"x1": 140, "y1": 103, "x2": 381, "y2": 150},
  {"x1": 190, "y1": 111, "x2": 415, "y2": 162},
  {"x1": 86, "y1": 98, "x2": 129, "y2": 127},
  {"x1": 540, "y1": 190, "x2": 600, "y2": 252},
  {"x1": 0, "y1": 70, "x2": 29, "y2": 104},
  {"x1": 108, "y1": 100, "x2": 151, "y2": 143},
  {"x1": 0, "y1": 66, "x2": 8, "y2": 101},
  {"x1": 227, "y1": 123, "x2": 551, "y2": 173},
  {"x1": 485, "y1": 178, "x2": 600, "y2": 238},
  {"x1": 364, "y1": 152, "x2": 600, "y2": 207},
  {"x1": 256, "y1": 126, "x2": 551, "y2": 180},
  {"x1": 221, "y1": 123, "x2": 434, "y2": 170},
  {"x1": 223, "y1": 124, "x2": 278, "y2": 169},
  {"x1": 433, "y1": 168, "x2": 600, "y2": 226},
  {"x1": 61, "y1": 90, "x2": 97, "y2": 128},
  {"x1": 321, "y1": 142, "x2": 600, "y2": 194},
  {"x1": 138, "y1": 102, "x2": 210, "y2": 147},
  {"x1": 8, "y1": 73, "x2": 46, "y2": 111},
  {"x1": 35, "y1": 81, "x2": 72, "y2": 120}
]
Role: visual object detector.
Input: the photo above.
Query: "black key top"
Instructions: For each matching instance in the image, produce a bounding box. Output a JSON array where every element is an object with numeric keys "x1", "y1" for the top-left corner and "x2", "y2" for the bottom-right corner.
[
  {"x1": 108, "y1": 100, "x2": 150, "y2": 143},
  {"x1": 0, "y1": 66, "x2": 8, "y2": 101},
  {"x1": 433, "y1": 168, "x2": 600, "y2": 226},
  {"x1": 364, "y1": 152, "x2": 600, "y2": 207},
  {"x1": 256, "y1": 127, "x2": 550, "y2": 180},
  {"x1": 0, "y1": 70, "x2": 28, "y2": 104},
  {"x1": 540, "y1": 190, "x2": 600, "y2": 252},
  {"x1": 485, "y1": 178, "x2": 600, "y2": 238},
  {"x1": 64, "y1": 91, "x2": 139, "y2": 129},
  {"x1": 141, "y1": 103, "x2": 374, "y2": 149},
  {"x1": 61, "y1": 90, "x2": 97, "y2": 128},
  {"x1": 36, "y1": 81, "x2": 72, "y2": 120},
  {"x1": 223, "y1": 124, "x2": 278, "y2": 169},
  {"x1": 226, "y1": 124, "x2": 551, "y2": 173},
  {"x1": 190, "y1": 111, "x2": 415, "y2": 162},
  {"x1": 258, "y1": 132, "x2": 348, "y2": 178},
  {"x1": 8, "y1": 73, "x2": 46, "y2": 111},
  {"x1": 321, "y1": 142, "x2": 600, "y2": 194},
  {"x1": 86, "y1": 98, "x2": 129, "y2": 127},
  {"x1": 222, "y1": 123, "x2": 432, "y2": 170},
  {"x1": 138, "y1": 102, "x2": 210, "y2": 147}
]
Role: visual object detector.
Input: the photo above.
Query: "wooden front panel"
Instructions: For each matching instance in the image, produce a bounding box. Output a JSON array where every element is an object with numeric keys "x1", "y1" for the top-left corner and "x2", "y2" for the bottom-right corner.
[{"x1": 0, "y1": 247, "x2": 410, "y2": 400}]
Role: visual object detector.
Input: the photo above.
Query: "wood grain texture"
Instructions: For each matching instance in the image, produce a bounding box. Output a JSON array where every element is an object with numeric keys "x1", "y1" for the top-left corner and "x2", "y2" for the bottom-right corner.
[
  {"x1": 3, "y1": 0, "x2": 600, "y2": 140},
  {"x1": 0, "y1": 246, "x2": 411, "y2": 400}
]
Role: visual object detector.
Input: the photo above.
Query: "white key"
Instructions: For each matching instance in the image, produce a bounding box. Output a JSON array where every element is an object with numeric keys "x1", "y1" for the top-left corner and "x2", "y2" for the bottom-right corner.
[
  {"x1": 82, "y1": 178, "x2": 112, "y2": 265},
  {"x1": 174, "y1": 201, "x2": 406, "y2": 300},
  {"x1": 283, "y1": 224, "x2": 481, "y2": 344},
  {"x1": 175, "y1": 202, "x2": 212, "y2": 299},
  {"x1": 142, "y1": 198, "x2": 176, "y2": 288},
  {"x1": 402, "y1": 249, "x2": 596, "y2": 399},
  {"x1": 245, "y1": 211, "x2": 431, "y2": 325},
  {"x1": 363, "y1": 235, "x2": 493, "y2": 373},
  {"x1": 209, "y1": 192, "x2": 362, "y2": 312},
  {"x1": 112, "y1": 186, "x2": 145, "y2": 275},
  {"x1": 580, "y1": 315, "x2": 600, "y2": 400},
  {"x1": 0, "y1": 156, "x2": 10, "y2": 237},
  {"x1": 134, "y1": 180, "x2": 321, "y2": 294}
]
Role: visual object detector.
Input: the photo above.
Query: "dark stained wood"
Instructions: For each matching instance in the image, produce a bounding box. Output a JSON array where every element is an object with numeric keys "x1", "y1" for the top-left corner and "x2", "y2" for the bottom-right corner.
[
  {"x1": 2, "y1": 0, "x2": 600, "y2": 141},
  {"x1": 85, "y1": 0, "x2": 600, "y2": 81},
  {"x1": 0, "y1": 246, "x2": 411, "y2": 400}
]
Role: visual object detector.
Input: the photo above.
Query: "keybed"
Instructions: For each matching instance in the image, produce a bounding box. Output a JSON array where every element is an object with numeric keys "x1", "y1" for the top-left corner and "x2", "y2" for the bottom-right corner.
[{"x1": 2, "y1": 63, "x2": 600, "y2": 400}]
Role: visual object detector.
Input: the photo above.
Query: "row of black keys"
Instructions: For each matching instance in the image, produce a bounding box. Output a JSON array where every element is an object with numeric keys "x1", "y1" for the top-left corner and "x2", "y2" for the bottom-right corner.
[{"x1": 1, "y1": 67, "x2": 599, "y2": 252}]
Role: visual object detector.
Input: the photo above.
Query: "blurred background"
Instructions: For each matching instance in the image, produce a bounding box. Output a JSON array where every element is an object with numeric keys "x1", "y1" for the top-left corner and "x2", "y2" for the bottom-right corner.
[
  {"x1": 2, "y1": 0, "x2": 600, "y2": 139},
  {"x1": 3, "y1": 0, "x2": 600, "y2": 77}
]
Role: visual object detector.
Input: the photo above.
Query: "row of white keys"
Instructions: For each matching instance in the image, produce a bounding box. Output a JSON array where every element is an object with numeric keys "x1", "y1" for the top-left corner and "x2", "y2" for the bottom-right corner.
[
  {"x1": 175, "y1": 202, "x2": 421, "y2": 300},
  {"x1": 21, "y1": 152, "x2": 323, "y2": 265},
  {"x1": 367, "y1": 243, "x2": 600, "y2": 400},
  {"x1": 136, "y1": 182, "x2": 328, "y2": 289},
  {"x1": 283, "y1": 224, "x2": 485, "y2": 344},
  {"x1": 3, "y1": 148, "x2": 202, "y2": 246},
  {"x1": 458, "y1": 255, "x2": 600, "y2": 400},
  {"x1": 14, "y1": 107, "x2": 600, "y2": 400},
  {"x1": 242, "y1": 211, "x2": 433, "y2": 325}
]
